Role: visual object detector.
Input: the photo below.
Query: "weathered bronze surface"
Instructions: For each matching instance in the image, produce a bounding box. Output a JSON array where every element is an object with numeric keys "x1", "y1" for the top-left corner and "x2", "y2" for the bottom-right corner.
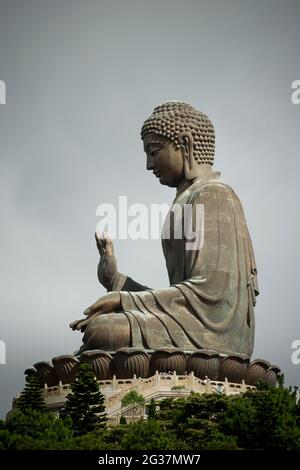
[{"x1": 70, "y1": 102, "x2": 259, "y2": 359}]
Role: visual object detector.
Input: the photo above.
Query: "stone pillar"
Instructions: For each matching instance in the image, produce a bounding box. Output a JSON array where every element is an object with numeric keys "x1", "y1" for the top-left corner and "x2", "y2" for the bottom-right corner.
[
  {"x1": 155, "y1": 370, "x2": 160, "y2": 386},
  {"x1": 172, "y1": 370, "x2": 178, "y2": 387},
  {"x1": 112, "y1": 374, "x2": 117, "y2": 391},
  {"x1": 206, "y1": 378, "x2": 213, "y2": 394},
  {"x1": 132, "y1": 374, "x2": 138, "y2": 386},
  {"x1": 188, "y1": 371, "x2": 196, "y2": 391},
  {"x1": 224, "y1": 378, "x2": 230, "y2": 395}
]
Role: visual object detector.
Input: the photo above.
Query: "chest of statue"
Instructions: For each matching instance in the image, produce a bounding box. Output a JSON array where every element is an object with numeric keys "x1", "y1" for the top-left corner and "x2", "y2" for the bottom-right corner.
[{"x1": 161, "y1": 189, "x2": 192, "y2": 285}]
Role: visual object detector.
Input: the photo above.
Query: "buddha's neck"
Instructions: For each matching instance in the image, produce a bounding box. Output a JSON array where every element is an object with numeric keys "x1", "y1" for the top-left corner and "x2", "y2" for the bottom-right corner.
[{"x1": 176, "y1": 164, "x2": 216, "y2": 196}]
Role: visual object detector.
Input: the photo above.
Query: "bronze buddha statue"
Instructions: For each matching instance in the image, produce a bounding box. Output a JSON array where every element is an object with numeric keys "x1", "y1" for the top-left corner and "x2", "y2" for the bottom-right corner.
[{"x1": 70, "y1": 101, "x2": 259, "y2": 359}]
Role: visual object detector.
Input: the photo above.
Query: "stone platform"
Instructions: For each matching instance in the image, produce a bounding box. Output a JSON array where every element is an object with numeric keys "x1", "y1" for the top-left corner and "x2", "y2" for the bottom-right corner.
[{"x1": 14, "y1": 348, "x2": 281, "y2": 423}]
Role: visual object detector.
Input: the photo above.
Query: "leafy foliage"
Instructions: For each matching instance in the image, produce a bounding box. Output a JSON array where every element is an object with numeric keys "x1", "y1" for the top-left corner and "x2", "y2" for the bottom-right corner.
[
  {"x1": 18, "y1": 375, "x2": 47, "y2": 413},
  {"x1": 120, "y1": 419, "x2": 178, "y2": 450},
  {"x1": 221, "y1": 385, "x2": 300, "y2": 449},
  {"x1": 121, "y1": 390, "x2": 145, "y2": 420},
  {"x1": 121, "y1": 390, "x2": 145, "y2": 408},
  {"x1": 0, "y1": 409, "x2": 73, "y2": 449},
  {"x1": 147, "y1": 398, "x2": 157, "y2": 420},
  {"x1": 119, "y1": 415, "x2": 127, "y2": 425},
  {"x1": 1, "y1": 378, "x2": 300, "y2": 450},
  {"x1": 61, "y1": 363, "x2": 107, "y2": 435}
]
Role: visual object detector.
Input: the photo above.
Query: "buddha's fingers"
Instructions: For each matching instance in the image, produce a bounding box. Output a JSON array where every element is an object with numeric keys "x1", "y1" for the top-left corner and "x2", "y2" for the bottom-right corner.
[
  {"x1": 83, "y1": 298, "x2": 104, "y2": 316},
  {"x1": 78, "y1": 318, "x2": 91, "y2": 332},
  {"x1": 83, "y1": 292, "x2": 120, "y2": 317},
  {"x1": 95, "y1": 232, "x2": 105, "y2": 256},
  {"x1": 69, "y1": 319, "x2": 84, "y2": 330},
  {"x1": 103, "y1": 233, "x2": 114, "y2": 256},
  {"x1": 100, "y1": 232, "x2": 114, "y2": 255},
  {"x1": 70, "y1": 317, "x2": 92, "y2": 332}
]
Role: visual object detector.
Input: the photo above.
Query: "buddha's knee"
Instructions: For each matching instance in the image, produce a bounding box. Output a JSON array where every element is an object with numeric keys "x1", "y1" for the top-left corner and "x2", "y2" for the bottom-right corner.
[{"x1": 81, "y1": 313, "x2": 130, "y2": 351}]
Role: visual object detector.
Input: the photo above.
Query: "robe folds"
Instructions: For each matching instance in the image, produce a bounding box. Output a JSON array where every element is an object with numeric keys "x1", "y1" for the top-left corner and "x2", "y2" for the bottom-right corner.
[{"x1": 85, "y1": 171, "x2": 259, "y2": 358}]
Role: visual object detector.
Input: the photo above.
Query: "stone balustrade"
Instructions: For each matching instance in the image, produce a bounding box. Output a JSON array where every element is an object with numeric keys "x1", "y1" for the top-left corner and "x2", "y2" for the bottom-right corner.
[{"x1": 41, "y1": 371, "x2": 255, "y2": 419}]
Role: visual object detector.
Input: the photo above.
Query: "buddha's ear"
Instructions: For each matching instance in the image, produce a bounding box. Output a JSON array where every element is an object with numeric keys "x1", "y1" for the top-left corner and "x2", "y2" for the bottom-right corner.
[{"x1": 178, "y1": 131, "x2": 196, "y2": 180}]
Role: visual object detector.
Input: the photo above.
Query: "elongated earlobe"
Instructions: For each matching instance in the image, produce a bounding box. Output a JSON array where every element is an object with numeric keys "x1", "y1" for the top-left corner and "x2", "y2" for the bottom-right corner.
[{"x1": 178, "y1": 131, "x2": 196, "y2": 180}]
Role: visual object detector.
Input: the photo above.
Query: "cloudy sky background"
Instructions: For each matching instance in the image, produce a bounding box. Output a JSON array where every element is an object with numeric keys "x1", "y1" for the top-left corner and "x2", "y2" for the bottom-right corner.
[{"x1": 0, "y1": 0, "x2": 299, "y2": 417}]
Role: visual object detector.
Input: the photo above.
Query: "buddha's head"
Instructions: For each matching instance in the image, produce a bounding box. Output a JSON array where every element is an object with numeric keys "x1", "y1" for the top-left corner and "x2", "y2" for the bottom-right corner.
[{"x1": 141, "y1": 101, "x2": 215, "y2": 187}]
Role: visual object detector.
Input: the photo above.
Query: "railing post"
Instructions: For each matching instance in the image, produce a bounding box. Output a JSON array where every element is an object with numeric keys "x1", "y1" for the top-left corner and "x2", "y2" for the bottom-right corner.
[
  {"x1": 188, "y1": 371, "x2": 195, "y2": 391},
  {"x1": 132, "y1": 374, "x2": 138, "y2": 388},
  {"x1": 206, "y1": 378, "x2": 213, "y2": 394},
  {"x1": 137, "y1": 377, "x2": 142, "y2": 393},
  {"x1": 224, "y1": 377, "x2": 230, "y2": 395},
  {"x1": 173, "y1": 370, "x2": 177, "y2": 386},
  {"x1": 112, "y1": 374, "x2": 117, "y2": 391}
]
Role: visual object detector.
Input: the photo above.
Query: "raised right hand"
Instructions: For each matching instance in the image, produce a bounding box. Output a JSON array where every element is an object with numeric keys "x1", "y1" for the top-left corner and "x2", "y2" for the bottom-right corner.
[{"x1": 96, "y1": 232, "x2": 118, "y2": 290}]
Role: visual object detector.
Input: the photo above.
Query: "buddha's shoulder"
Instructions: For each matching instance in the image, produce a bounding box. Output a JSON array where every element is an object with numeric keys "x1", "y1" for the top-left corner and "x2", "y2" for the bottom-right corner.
[{"x1": 188, "y1": 177, "x2": 236, "y2": 200}]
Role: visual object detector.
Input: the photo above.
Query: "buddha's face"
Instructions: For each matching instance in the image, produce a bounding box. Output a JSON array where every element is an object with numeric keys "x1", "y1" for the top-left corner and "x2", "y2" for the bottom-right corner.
[{"x1": 143, "y1": 133, "x2": 184, "y2": 187}]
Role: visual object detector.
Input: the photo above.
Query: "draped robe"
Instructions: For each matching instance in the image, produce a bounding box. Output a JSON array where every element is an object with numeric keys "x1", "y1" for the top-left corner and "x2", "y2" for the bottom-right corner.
[{"x1": 83, "y1": 171, "x2": 259, "y2": 358}]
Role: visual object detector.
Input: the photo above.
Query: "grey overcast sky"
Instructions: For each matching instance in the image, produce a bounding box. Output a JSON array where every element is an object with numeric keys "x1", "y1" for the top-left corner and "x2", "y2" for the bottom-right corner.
[{"x1": 0, "y1": 0, "x2": 299, "y2": 417}]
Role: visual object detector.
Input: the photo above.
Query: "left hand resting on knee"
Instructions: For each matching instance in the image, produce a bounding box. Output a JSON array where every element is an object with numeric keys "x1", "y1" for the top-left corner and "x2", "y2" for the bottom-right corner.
[{"x1": 69, "y1": 291, "x2": 121, "y2": 332}]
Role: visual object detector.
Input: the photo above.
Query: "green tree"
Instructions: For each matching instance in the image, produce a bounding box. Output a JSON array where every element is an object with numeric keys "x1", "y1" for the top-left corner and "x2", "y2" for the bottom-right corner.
[
  {"x1": 277, "y1": 373, "x2": 285, "y2": 388},
  {"x1": 221, "y1": 394, "x2": 256, "y2": 448},
  {"x1": 61, "y1": 363, "x2": 107, "y2": 436},
  {"x1": 121, "y1": 390, "x2": 145, "y2": 421},
  {"x1": 119, "y1": 415, "x2": 127, "y2": 425},
  {"x1": 18, "y1": 375, "x2": 46, "y2": 413},
  {"x1": 147, "y1": 398, "x2": 157, "y2": 420},
  {"x1": 222, "y1": 385, "x2": 300, "y2": 450},
  {"x1": 0, "y1": 409, "x2": 73, "y2": 449},
  {"x1": 121, "y1": 419, "x2": 177, "y2": 450},
  {"x1": 169, "y1": 393, "x2": 229, "y2": 448}
]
